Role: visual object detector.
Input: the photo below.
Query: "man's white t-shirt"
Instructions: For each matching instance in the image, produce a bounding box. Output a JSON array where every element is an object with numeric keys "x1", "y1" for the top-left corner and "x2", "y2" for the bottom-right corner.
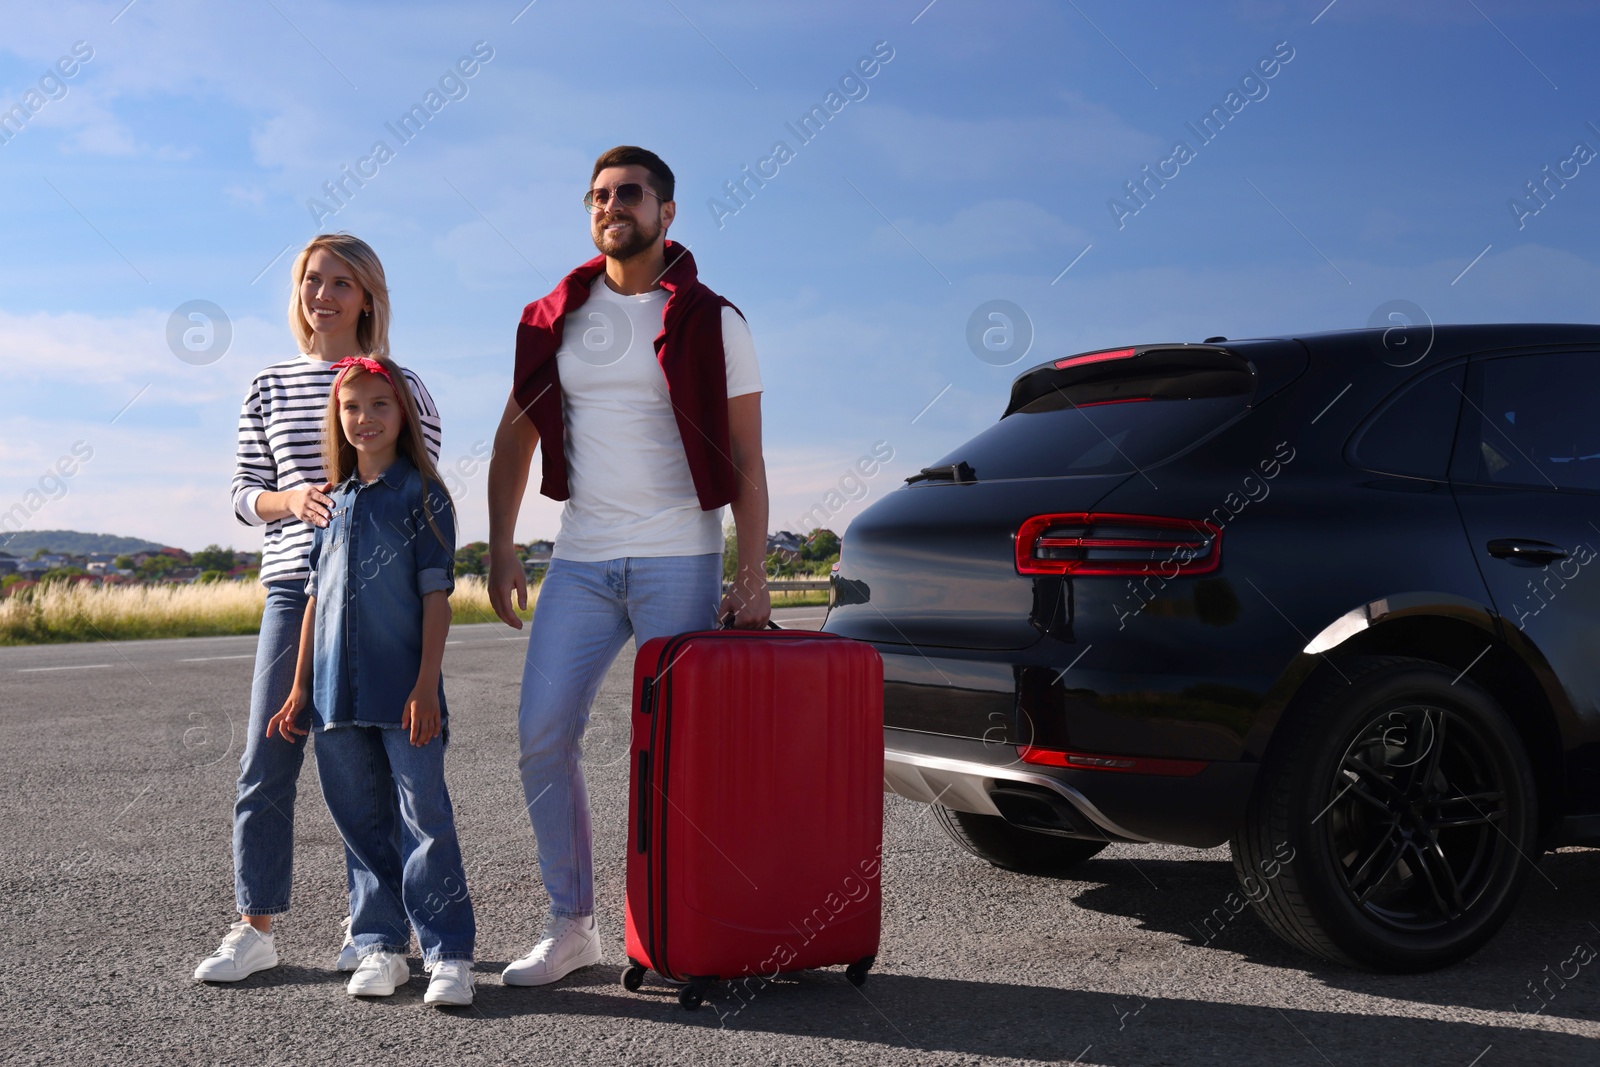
[{"x1": 552, "y1": 279, "x2": 762, "y2": 562}]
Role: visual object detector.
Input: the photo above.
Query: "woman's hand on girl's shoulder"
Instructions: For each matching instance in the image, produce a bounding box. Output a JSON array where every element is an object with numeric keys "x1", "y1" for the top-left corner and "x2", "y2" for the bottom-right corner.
[
  {"x1": 266, "y1": 686, "x2": 311, "y2": 743},
  {"x1": 402, "y1": 686, "x2": 441, "y2": 747},
  {"x1": 288, "y1": 481, "x2": 335, "y2": 527}
]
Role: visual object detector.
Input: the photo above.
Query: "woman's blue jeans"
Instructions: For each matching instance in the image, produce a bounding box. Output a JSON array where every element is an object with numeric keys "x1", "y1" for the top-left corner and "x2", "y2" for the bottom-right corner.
[
  {"x1": 232, "y1": 581, "x2": 388, "y2": 916},
  {"x1": 516, "y1": 554, "x2": 721, "y2": 919}
]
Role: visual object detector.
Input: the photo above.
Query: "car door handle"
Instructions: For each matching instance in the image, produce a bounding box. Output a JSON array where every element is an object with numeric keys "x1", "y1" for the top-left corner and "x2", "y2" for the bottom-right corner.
[{"x1": 1487, "y1": 538, "x2": 1568, "y2": 564}]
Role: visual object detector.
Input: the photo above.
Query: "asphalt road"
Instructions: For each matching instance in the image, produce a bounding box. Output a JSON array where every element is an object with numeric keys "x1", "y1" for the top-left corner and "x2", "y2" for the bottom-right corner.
[{"x1": 2, "y1": 607, "x2": 1597, "y2": 1066}]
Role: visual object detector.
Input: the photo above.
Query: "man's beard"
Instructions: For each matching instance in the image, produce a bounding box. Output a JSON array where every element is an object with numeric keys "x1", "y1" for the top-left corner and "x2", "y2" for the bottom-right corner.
[{"x1": 593, "y1": 212, "x2": 660, "y2": 260}]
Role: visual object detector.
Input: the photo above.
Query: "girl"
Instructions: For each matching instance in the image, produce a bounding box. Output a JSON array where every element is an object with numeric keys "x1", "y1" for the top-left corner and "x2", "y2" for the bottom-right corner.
[
  {"x1": 266, "y1": 354, "x2": 476, "y2": 1006},
  {"x1": 197, "y1": 235, "x2": 444, "y2": 985}
]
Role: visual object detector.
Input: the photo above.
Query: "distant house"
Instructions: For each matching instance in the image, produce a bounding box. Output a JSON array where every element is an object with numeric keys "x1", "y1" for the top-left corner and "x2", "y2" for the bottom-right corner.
[
  {"x1": 86, "y1": 561, "x2": 109, "y2": 574},
  {"x1": 521, "y1": 540, "x2": 554, "y2": 579},
  {"x1": 36, "y1": 554, "x2": 70, "y2": 568},
  {"x1": 3, "y1": 579, "x2": 37, "y2": 597},
  {"x1": 766, "y1": 531, "x2": 804, "y2": 561},
  {"x1": 0, "y1": 558, "x2": 14, "y2": 575},
  {"x1": 15, "y1": 560, "x2": 50, "y2": 574},
  {"x1": 159, "y1": 547, "x2": 191, "y2": 563},
  {"x1": 164, "y1": 567, "x2": 202, "y2": 583}
]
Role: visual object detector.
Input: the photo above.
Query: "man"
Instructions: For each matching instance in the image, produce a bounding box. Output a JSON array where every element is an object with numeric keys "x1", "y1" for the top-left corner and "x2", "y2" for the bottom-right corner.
[{"x1": 487, "y1": 145, "x2": 771, "y2": 986}]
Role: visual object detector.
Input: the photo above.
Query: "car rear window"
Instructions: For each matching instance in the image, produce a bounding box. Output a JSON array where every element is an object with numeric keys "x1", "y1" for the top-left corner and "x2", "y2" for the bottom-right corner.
[{"x1": 926, "y1": 394, "x2": 1251, "y2": 481}]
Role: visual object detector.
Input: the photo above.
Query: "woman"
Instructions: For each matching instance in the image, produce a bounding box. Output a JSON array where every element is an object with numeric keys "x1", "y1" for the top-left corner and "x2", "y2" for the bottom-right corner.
[{"x1": 194, "y1": 234, "x2": 444, "y2": 982}]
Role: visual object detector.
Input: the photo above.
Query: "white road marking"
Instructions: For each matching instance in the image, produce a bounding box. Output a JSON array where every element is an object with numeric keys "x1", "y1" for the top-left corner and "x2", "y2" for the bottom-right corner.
[
  {"x1": 179, "y1": 655, "x2": 254, "y2": 662},
  {"x1": 17, "y1": 664, "x2": 112, "y2": 672}
]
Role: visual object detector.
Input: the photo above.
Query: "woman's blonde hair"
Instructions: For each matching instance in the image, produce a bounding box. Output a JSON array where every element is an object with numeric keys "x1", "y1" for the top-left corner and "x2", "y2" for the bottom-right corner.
[
  {"x1": 321, "y1": 357, "x2": 454, "y2": 551},
  {"x1": 288, "y1": 234, "x2": 392, "y2": 358}
]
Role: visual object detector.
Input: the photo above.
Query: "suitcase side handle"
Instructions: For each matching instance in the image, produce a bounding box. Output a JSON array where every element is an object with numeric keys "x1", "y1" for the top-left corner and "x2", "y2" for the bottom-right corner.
[{"x1": 635, "y1": 750, "x2": 651, "y2": 854}]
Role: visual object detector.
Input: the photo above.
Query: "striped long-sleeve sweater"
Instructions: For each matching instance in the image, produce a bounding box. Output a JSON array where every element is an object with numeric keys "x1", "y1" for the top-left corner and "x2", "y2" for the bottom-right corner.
[{"x1": 231, "y1": 354, "x2": 442, "y2": 587}]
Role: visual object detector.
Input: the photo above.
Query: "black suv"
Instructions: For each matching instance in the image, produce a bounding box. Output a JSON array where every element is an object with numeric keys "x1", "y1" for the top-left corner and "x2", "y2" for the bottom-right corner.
[{"x1": 824, "y1": 324, "x2": 1600, "y2": 972}]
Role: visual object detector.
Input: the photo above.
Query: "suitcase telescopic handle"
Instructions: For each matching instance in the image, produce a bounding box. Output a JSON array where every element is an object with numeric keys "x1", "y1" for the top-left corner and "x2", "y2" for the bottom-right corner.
[
  {"x1": 635, "y1": 751, "x2": 651, "y2": 854},
  {"x1": 718, "y1": 613, "x2": 783, "y2": 630}
]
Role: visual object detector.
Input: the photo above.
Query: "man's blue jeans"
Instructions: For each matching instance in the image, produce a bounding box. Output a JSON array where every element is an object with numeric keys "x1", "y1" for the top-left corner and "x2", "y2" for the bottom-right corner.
[
  {"x1": 313, "y1": 725, "x2": 475, "y2": 965},
  {"x1": 517, "y1": 554, "x2": 721, "y2": 919}
]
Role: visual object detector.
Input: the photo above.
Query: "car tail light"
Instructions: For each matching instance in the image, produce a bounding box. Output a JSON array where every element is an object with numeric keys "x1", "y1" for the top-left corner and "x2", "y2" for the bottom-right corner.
[
  {"x1": 1017, "y1": 745, "x2": 1209, "y2": 777},
  {"x1": 1053, "y1": 347, "x2": 1137, "y2": 370},
  {"x1": 1014, "y1": 513, "x2": 1221, "y2": 576}
]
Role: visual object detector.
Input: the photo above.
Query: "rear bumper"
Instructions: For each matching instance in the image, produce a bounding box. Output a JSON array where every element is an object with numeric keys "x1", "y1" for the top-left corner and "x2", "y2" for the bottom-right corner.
[{"x1": 884, "y1": 726, "x2": 1259, "y2": 849}]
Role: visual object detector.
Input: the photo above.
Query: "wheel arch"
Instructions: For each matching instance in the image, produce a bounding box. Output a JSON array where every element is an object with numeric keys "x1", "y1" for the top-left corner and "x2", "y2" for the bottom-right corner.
[{"x1": 1247, "y1": 593, "x2": 1566, "y2": 840}]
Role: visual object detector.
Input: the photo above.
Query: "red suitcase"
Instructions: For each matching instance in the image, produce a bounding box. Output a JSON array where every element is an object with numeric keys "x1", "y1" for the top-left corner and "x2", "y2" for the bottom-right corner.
[{"x1": 622, "y1": 626, "x2": 884, "y2": 1010}]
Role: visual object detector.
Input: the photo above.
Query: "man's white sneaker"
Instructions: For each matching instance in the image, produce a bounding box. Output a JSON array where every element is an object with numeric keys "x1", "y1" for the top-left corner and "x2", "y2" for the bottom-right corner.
[
  {"x1": 345, "y1": 950, "x2": 411, "y2": 996},
  {"x1": 423, "y1": 960, "x2": 475, "y2": 1007},
  {"x1": 193, "y1": 921, "x2": 279, "y2": 982},
  {"x1": 502, "y1": 914, "x2": 603, "y2": 987},
  {"x1": 336, "y1": 916, "x2": 359, "y2": 972}
]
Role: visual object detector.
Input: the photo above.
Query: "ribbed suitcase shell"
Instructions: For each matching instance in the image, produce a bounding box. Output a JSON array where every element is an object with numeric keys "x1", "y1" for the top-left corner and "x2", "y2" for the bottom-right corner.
[{"x1": 624, "y1": 628, "x2": 884, "y2": 990}]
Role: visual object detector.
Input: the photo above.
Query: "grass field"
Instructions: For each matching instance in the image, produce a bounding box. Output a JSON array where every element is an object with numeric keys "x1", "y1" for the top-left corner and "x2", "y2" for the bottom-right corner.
[{"x1": 0, "y1": 577, "x2": 826, "y2": 645}]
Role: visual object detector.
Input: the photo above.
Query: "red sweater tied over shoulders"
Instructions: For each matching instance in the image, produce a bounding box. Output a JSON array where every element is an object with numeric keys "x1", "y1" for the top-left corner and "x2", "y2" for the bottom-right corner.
[{"x1": 511, "y1": 240, "x2": 742, "y2": 511}]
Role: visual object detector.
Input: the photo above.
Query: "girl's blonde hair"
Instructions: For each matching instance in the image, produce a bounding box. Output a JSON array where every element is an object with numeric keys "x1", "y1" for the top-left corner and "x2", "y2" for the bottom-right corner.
[
  {"x1": 288, "y1": 234, "x2": 392, "y2": 358},
  {"x1": 322, "y1": 357, "x2": 454, "y2": 551}
]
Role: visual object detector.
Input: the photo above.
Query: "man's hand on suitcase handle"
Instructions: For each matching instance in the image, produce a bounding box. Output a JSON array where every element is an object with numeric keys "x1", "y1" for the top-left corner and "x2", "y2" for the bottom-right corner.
[{"x1": 719, "y1": 570, "x2": 772, "y2": 630}]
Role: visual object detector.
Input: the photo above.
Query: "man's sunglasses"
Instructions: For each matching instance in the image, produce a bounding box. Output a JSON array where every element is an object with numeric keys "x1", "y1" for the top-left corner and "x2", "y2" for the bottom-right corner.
[{"x1": 583, "y1": 183, "x2": 664, "y2": 214}]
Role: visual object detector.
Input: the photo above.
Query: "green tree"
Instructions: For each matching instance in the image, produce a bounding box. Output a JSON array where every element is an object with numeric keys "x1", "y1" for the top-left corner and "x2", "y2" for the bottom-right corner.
[
  {"x1": 191, "y1": 544, "x2": 236, "y2": 572},
  {"x1": 455, "y1": 541, "x2": 489, "y2": 576},
  {"x1": 800, "y1": 528, "x2": 840, "y2": 561},
  {"x1": 113, "y1": 555, "x2": 135, "y2": 570},
  {"x1": 137, "y1": 555, "x2": 179, "y2": 580},
  {"x1": 722, "y1": 525, "x2": 738, "y2": 582},
  {"x1": 197, "y1": 570, "x2": 228, "y2": 584}
]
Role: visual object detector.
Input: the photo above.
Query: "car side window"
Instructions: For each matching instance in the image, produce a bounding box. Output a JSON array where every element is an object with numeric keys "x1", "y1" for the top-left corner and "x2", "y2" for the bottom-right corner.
[
  {"x1": 1454, "y1": 350, "x2": 1600, "y2": 493},
  {"x1": 1348, "y1": 363, "x2": 1465, "y2": 480}
]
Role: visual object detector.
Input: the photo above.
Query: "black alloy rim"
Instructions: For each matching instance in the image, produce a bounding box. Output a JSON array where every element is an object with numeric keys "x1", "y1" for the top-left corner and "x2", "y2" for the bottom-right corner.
[{"x1": 1321, "y1": 703, "x2": 1512, "y2": 932}]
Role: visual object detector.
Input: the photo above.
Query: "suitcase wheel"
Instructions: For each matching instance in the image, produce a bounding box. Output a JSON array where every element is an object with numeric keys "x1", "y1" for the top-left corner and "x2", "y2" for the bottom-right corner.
[
  {"x1": 846, "y1": 955, "x2": 875, "y2": 988},
  {"x1": 678, "y1": 978, "x2": 713, "y2": 1011},
  {"x1": 621, "y1": 964, "x2": 647, "y2": 992}
]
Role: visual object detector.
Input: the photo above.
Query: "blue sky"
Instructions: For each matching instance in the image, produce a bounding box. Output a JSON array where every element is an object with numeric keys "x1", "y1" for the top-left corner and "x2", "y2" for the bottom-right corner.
[{"x1": 2, "y1": 0, "x2": 1598, "y2": 551}]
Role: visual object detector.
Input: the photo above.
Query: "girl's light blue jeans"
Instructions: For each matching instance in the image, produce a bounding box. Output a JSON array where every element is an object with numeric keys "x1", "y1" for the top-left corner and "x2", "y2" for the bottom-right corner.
[
  {"x1": 313, "y1": 724, "x2": 475, "y2": 965},
  {"x1": 517, "y1": 553, "x2": 721, "y2": 918}
]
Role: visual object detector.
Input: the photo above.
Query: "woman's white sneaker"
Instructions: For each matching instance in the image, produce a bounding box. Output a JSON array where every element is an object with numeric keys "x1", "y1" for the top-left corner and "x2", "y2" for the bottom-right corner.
[
  {"x1": 423, "y1": 960, "x2": 475, "y2": 1007},
  {"x1": 193, "y1": 922, "x2": 279, "y2": 982},
  {"x1": 346, "y1": 950, "x2": 410, "y2": 996},
  {"x1": 502, "y1": 914, "x2": 602, "y2": 986},
  {"x1": 336, "y1": 916, "x2": 359, "y2": 972}
]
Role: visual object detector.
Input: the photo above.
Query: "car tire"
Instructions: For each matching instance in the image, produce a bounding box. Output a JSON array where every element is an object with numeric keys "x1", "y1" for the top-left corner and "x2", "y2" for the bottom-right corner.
[
  {"x1": 1231, "y1": 655, "x2": 1539, "y2": 972},
  {"x1": 933, "y1": 805, "x2": 1109, "y2": 875}
]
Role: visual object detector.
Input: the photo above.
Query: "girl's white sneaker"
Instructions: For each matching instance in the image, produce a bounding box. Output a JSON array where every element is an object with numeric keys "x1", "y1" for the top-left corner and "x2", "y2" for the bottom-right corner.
[
  {"x1": 424, "y1": 960, "x2": 475, "y2": 1007},
  {"x1": 346, "y1": 950, "x2": 410, "y2": 996}
]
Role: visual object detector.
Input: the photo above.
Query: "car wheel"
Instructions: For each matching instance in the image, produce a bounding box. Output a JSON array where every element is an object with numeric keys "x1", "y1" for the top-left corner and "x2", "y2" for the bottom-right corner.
[
  {"x1": 934, "y1": 805, "x2": 1108, "y2": 875},
  {"x1": 1232, "y1": 656, "x2": 1539, "y2": 971}
]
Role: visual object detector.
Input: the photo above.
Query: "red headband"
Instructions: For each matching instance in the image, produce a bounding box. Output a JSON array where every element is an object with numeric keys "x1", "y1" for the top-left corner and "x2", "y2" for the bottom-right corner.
[{"x1": 329, "y1": 356, "x2": 395, "y2": 395}]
